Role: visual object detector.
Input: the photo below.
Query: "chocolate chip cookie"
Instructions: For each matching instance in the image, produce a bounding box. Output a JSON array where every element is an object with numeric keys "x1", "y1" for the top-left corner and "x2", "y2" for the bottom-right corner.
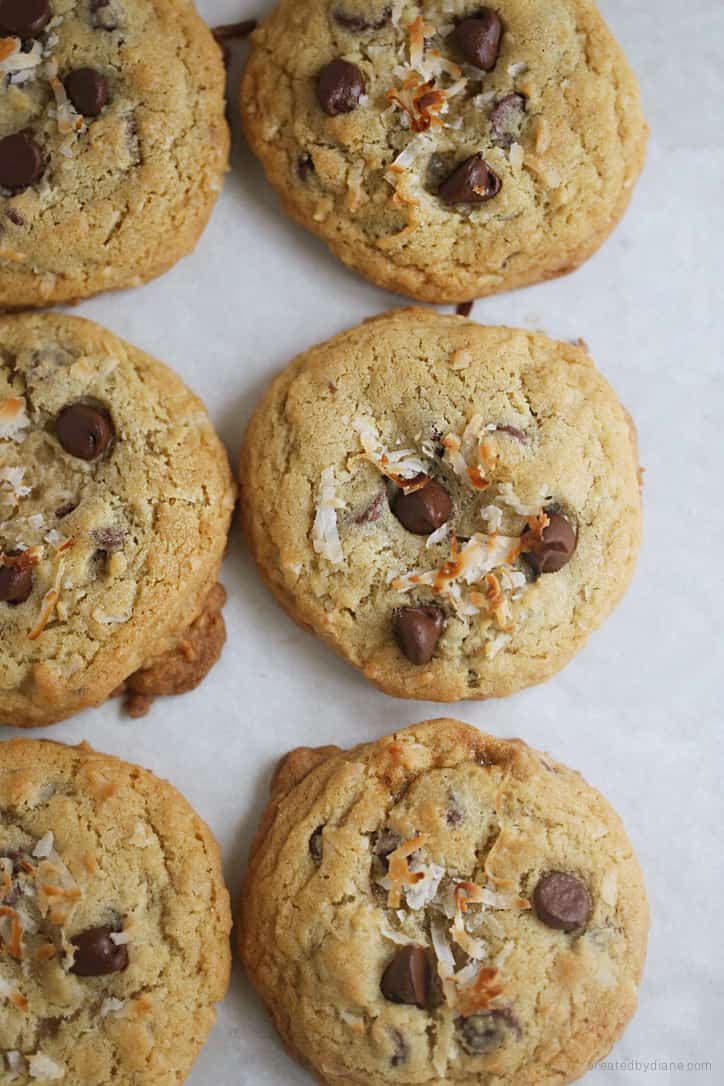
[
  {"x1": 0, "y1": 0, "x2": 228, "y2": 309},
  {"x1": 239, "y1": 719, "x2": 649, "y2": 1086},
  {"x1": 0, "y1": 312, "x2": 236, "y2": 726},
  {"x1": 240, "y1": 0, "x2": 647, "y2": 302},
  {"x1": 240, "y1": 309, "x2": 641, "y2": 701},
  {"x1": 0, "y1": 737, "x2": 231, "y2": 1084}
]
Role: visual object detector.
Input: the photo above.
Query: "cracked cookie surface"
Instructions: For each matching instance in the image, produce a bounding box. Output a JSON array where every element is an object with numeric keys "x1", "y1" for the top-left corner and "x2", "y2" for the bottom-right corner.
[
  {"x1": 0, "y1": 738, "x2": 231, "y2": 1085},
  {"x1": 239, "y1": 719, "x2": 649, "y2": 1086},
  {"x1": 240, "y1": 309, "x2": 641, "y2": 702},
  {"x1": 241, "y1": 0, "x2": 647, "y2": 303},
  {"x1": 0, "y1": 313, "x2": 236, "y2": 727},
  {"x1": 0, "y1": 0, "x2": 228, "y2": 309}
]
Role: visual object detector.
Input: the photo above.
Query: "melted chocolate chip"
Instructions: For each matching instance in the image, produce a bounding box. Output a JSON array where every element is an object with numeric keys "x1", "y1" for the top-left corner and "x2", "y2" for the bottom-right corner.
[
  {"x1": 393, "y1": 606, "x2": 445, "y2": 665},
  {"x1": 0, "y1": 554, "x2": 33, "y2": 606},
  {"x1": 317, "y1": 59, "x2": 365, "y2": 116},
  {"x1": 0, "y1": 132, "x2": 44, "y2": 192},
  {"x1": 491, "y1": 423, "x2": 528, "y2": 442},
  {"x1": 439, "y1": 153, "x2": 501, "y2": 204},
  {"x1": 56, "y1": 401, "x2": 114, "y2": 461},
  {"x1": 392, "y1": 479, "x2": 451, "y2": 535},
  {"x1": 55, "y1": 501, "x2": 77, "y2": 519},
  {"x1": 4, "y1": 207, "x2": 25, "y2": 226},
  {"x1": 533, "y1": 871, "x2": 591, "y2": 931},
  {"x1": 390, "y1": 1028, "x2": 409, "y2": 1066},
  {"x1": 446, "y1": 792, "x2": 464, "y2": 826},
  {"x1": 91, "y1": 526, "x2": 126, "y2": 551},
  {"x1": 309, "y1": 826, "x2": 324, "y2": 863},
  {"x1": 381, "y1": 947, "x2": 431, "y2": 1008},
  {"x1": 522, "y1": 511, "x2": 577, "y2": 574},
  {"x1": 490, "y1": 91, "x2": 527, "y2": 147},
  {"x1": 64, "y1": 68, "x2": 109, "y2": 117},
  {"x1": 355, "y1": 491, "x2": 384, "y2": 524},
  {"x1": 457, "y1": 1009, "x2": 520, "y2": 1054},
  {"x1": 453, "y1": 8, "x2": 503, "y2": 71},
  {"x1": 297, "y1": 152, "x2": 315, "y2": 180},
  {"x1": 0, "y1": 0, "x2": 51, "y2": 38},
  {"x1": 334, "y1": 6, "x2": 391, "y2": 31},
  {"x1": 70, "y1": 926, "x2": 129, "y2": 976}
]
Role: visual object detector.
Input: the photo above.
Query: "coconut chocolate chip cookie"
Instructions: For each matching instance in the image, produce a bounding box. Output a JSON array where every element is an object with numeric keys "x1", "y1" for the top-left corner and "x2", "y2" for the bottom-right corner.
[
  {"x1": 241, "y1": 0, "x2": 648, "y2": 303},
  {"x1": 240, "y1": 309, "x2": 641, "y2": 702},
  {"x1": 239, "y1": 719, "x2": 649, "y2": 1086},
  {"x1": 0, "y1": 313, "x2": 236, "y2": 726},
  {"x1": 0, "y1": 738, "x2": 231, "y2": 1084},
  {"x1": 0, "y1": 0, "x2": 228, "y2": 309}
]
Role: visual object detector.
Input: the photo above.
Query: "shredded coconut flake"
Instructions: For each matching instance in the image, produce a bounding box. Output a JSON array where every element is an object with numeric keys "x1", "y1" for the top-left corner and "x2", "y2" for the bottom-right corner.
[
  {"x1": 99, "y1": 997, "x2": 126, "y2": 1018},
  {"x1": 0, "y1": 397, "x2": 30, "y2": 440},
  {"x1": 312, "y1": 467, "x2": 345, "y2": 565},
  {"x1": 28, "y1": 1053, "x2": 65, "y2": 1080},
  {"x1": 32, "y1": 832, "x2": 54, "y2": 859}
]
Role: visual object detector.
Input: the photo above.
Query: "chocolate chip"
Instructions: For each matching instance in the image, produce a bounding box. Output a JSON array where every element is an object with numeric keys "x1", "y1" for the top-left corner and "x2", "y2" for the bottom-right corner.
[
  {"x1": 0, "y1": 556, "x2": 33, "y2": 605},
  {"x1": 453, "y1": 8, "x2": 503, "y2": 71},
  {"x1": 334, "y1": 7, "x2": 391, "y2": 31},
  {"x1": 297, "y1": 152, "x2": 315, "y2": 181},
  {"x1": 446, "y1": 792, "x2": 464, "y2": 826},
  {"x1": 490, "y1": 91, "x2": 527, "y2": 147},
  {"x1": 0, "y1": 0, "x2": 51, "y2": 37},
  {"x1": 355, "y1": 491, "x2": 384, "y2": 524},
  {"x1": 457, "y1": 1009, "x2": 520, "y2": 1054},
  {"x1": 392, "y1": 479, "x2": 451, "y2": 535},
  {"x1": 393, "y1": 606, "x2": 445, "y2": 665},
  {"x1": 439, "y1": 153, "x2": 501, "y2": 204},
  {"x1": 0, "y1": 132, "x2": 44, "y2": 192},
  {"x1": 317, "y1": 59, "x2": 365, "y2": 116},
  {"x1": 533, "y1": 871, "x2": 591, "y2": 931},
  {"x1": 390, "y1": 1029, "x2": 409, "y2": 1067},
  {"x1": 522, "y1": 511, "x2": 577, "y2": 574},
  {"x1": 55, "y1": 501, "x2": 77, "y2": 519},
  {"x1": 91, "y1": 525, "x2": 126, "y2": 551},
  {"x1": 309, "y1": 826, "x2": 324, "y2": 863},
  {"x1": 381, "y1": 947, "x2": 430, "y2": 1008},
  {"x1": 456, "y1": 301, "x2": 474, "y2": 317},
  {"x1": 490, "y1": 423, "x2": 528, "y2": 442},
  {"x1": 56, "y1": 401, "x2": 114, "y2": 461},
  {"x1": 70, "y1": 926, "x2": 129, "y2": 976},
  {"x1": 4, "y1": 207, "x2": 25, "y2": 226},
  {"x1": 211, "y1": 18, "x2": 256, "y2": 41},
  {"x1": 64, "y1": 68, "x2": 109, "y2": 117}
]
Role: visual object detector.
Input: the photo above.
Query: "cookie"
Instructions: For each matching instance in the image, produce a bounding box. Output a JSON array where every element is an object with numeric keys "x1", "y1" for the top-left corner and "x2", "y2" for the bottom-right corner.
[
  {"x1": 0, "y1": 0, "x2": 228, "y2": 309},
  {"x1": 239, "y1": 719, "x2": 649, "y2": 1086},
  {"x1": 0, "y1": 737, "x2": 231, "y2": 1084},
  {"x1": 240, "y1": 0, "x2": 648, "y2": 303},
  {"x1": 240, "y1": 309, "x2": 641, "y2": 702},
  {"x1": 0, "y1": 312, "x2": 236, "y2": 726}
]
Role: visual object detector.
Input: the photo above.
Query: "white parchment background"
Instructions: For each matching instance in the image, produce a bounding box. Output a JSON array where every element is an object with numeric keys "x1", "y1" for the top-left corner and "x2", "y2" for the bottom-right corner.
[{"x1": 4, "y1": 1, "x2": 723, "y2": 1083}]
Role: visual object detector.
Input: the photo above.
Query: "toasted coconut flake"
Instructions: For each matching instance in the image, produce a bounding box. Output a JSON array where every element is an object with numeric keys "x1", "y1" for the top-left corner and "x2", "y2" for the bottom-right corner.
[
  {"x1": 600, "y1": 869, "x2": 618, "y2": 908},
  {"x1": 0, "y1": 397, "x2": 30, "y2": 440},
  {"x1": 456, "y1": 966, "x2": 503, "y2": 1016},
  {"x1": 33, "y1": 831, "x2": 54, "y2": 859},
  {"x1": 384, "y1": 833, "x2": 429, "y2": 909},
  {"x1": 0, "y1": 466, "x2": 32, "y2": 504},
  {"x1": 380, "y1": 920, "x2": 421, "y2": 946},
  {"x1": 345, "y1": 159, "x2": 367, "y2": 212},
  {"x1": 479, "y1": 887, "x2": 531, "y2": 911},
  {"x1": 312, "y1": 467, "x2": 345, "y2": 565},
  {"x1": 352, "y1": 416, "x2": 429, "y2": 489},
  {"x1": 99, "y1": 996, "x2": 126, "y2": 1018},
  {"x1": 49, "y1": 77, "x2": 84, "y2": 137},
  {"x1": 28, "y1": 560, "x2": 65, "y2": 642},
  {"x1": 495, "y1": 941, "x2": 514, "y2": 969},
  {"x1": 33, "y1": 943, "x2": 58, "y2": 964},
  {"x1": 0, "y1": 905, "x2": 25, "y2": 959},
  {"x1": 405, "y1": 859, "x2": 445, "y2": 909},
  {"x1": 496, "y1": 481, "x2": 547, "y2": 517},
  {"x1": 426, "y1": 521, "x2": 450, "y2": 549},
  {"x1": 339, "y1": 1009, "x2": 366, "y2": 1034},
  {"x1": 1, "y1": 37, "x2": 42, "y2": 78},
  {"x1": 109, "y1": 930, "x2": 132, "y2": 946},
  {"x1": 450, "y1": 348, "x2": 472, "y2": 371},
  {"x1": 28, "y1": 1053, "x2": 65, "y2": 1080}
]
